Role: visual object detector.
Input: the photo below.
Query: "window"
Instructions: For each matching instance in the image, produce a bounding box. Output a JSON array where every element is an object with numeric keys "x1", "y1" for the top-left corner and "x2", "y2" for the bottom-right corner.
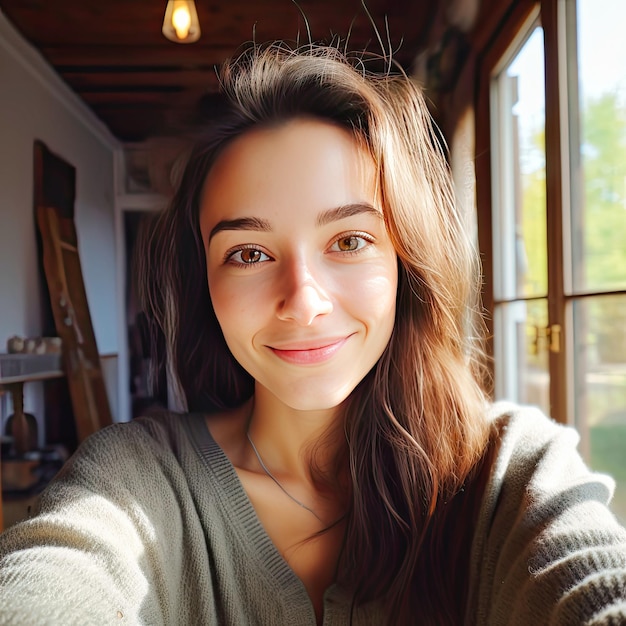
[
  {"x1": 491, "y1": 22, "x2": 549, "y2": 415},
  {"x1": 479, "y1": 0, "x2": 626, "y2": 523}
]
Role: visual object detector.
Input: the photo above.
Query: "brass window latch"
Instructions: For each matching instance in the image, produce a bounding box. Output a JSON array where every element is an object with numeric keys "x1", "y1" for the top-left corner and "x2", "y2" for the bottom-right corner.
[
  {"x1": 547, "y1": 324, "x2": 561, "y2": 353},
  {"x1": 530, "y1": 324, "x2": 561, "y2": 354}
]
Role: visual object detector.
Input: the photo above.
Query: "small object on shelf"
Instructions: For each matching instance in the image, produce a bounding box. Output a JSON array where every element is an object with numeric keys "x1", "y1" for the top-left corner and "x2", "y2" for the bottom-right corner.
[
  {"x1": 3, "y1": 380, "x2": 38, "y2": 454},
  {"x1": 6, "y1": 336, "x2": 24, "y2": 353},
  {"x1": 5, "y1": 410, "x2": 38, "y2": 454},
  {"x1": 6, "y1": 336, "x2": 62, "y2": 355}
]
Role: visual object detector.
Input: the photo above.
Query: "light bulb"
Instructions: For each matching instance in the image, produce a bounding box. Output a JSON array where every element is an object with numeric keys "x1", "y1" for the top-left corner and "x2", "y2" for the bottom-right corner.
[
  {"x1": 162, "y1": 0, "x2": 201, "y2": 44},
  {"x1": 172, "y1": 5, "x2": 191, "y2": 40}
]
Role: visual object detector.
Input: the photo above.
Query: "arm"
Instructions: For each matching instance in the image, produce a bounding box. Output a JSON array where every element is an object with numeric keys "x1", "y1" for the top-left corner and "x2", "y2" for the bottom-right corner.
[
  {"x1": 470, "y1": 404, "x2": 626, "y2": 625},
  {"x1": 0, "y1": 421, "x2": 189, "y2": 625}
]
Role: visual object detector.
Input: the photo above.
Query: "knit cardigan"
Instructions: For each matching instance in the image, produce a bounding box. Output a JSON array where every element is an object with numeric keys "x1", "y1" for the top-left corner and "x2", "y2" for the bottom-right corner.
[{"x1": 0, "y1": 403, "x2": 625, "y2": 625}]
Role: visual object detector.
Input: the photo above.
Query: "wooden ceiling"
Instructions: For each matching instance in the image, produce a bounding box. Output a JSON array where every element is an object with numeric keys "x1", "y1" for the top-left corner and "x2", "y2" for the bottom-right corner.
[{"x1": 1, "y1": 1, "x2": 437, "y2": 142}]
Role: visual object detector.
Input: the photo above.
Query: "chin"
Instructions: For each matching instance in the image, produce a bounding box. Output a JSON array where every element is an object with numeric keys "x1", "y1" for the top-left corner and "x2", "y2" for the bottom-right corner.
[{"x1": 272, "y1": 381, "x2": 357, "y2": 413}]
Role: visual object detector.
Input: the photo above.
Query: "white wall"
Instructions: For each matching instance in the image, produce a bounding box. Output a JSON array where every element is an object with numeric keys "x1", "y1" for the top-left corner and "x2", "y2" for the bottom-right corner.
[{"x1": 0, "y1": 10, "x2": 121, "y2": 429}]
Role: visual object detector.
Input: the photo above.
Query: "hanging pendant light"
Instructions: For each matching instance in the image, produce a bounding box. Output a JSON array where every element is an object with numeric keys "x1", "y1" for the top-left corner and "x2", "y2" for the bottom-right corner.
[{"x1": 162, "y1": 0, "x2": 201, "y2": 44}]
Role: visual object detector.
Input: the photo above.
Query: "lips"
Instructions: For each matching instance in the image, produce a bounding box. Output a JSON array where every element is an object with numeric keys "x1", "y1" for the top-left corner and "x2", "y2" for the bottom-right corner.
[{"x1": 268, "y1": 336, "x2": 350, "y2": 365}]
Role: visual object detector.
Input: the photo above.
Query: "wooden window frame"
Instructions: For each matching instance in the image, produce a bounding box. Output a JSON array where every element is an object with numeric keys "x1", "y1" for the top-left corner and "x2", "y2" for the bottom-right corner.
[{"x1": 475, "y1": 0, "x2": 570, "y2": 423}]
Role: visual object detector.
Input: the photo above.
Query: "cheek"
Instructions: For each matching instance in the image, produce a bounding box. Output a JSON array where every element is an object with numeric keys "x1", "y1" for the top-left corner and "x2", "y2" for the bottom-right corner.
[
  {"x1": 367, "y1": 272, "x2": 397, "y2": 306},
  {"x1": 347, "y1": 261, "x2": 398, "y2": 321},
  {"x1": 207, "y1": 277, "x2": 239, "y2": 337},
  {"x1": 208, "y1": 274, "x2": 264, "y2": 350}
]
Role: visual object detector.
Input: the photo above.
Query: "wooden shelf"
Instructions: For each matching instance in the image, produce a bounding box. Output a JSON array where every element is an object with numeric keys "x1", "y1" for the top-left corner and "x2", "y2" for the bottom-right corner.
[
  {"x1": 0, "y1": 354, "x2": 64, "y2": 386},
  {"x1": 0, "y1": 370, "x2": 64, "y2": 386},
  {"x1": 0, "y1": 354, "x2": 65, "y2": 532}
]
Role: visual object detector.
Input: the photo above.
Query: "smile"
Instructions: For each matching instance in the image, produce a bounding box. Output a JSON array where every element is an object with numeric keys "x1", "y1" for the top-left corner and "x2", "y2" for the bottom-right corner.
[{"x1": 268, "y1": 337, "x2": 350, "y2": 365}]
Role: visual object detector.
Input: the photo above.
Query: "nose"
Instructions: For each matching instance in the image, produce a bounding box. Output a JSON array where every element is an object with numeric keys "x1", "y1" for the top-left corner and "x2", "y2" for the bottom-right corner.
[{"x1": 276, "y1": 261, "x2": 333, "y2": 326}]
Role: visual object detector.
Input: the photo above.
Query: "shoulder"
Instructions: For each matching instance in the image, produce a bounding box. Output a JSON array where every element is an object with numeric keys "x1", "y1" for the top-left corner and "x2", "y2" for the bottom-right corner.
[
  {"x1": 483, "y1": 401, "x2": 619, "y2": 543},
  {"x1": 34, "y1": 410, "x2": 210, "y2": 507},
  {"x1": 487, "y1": 400, "x2": 577, "y2": 446},
  {"x1": 486, "y1": 401, "x2": 605, "y2": 494},
  {"x1": 69, "y1": 408, "x2": 199, "y2": 461},
  {"x1": 486, "y1": 401, "x2": 621, "y2": 521}
]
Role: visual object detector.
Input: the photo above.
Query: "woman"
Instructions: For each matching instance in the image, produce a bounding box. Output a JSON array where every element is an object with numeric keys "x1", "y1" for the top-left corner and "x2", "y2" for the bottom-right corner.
[{"x1": 1, "y1": 44, "x2": 625, "y2": 625}]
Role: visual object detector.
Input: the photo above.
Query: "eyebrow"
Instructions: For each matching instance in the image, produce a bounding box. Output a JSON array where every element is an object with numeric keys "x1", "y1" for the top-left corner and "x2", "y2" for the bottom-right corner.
[
  {"x1": 316, "y1": 203, "x2": 382, "y2": 227},
  {"x1": 209, "y1": 217, "x2": 271, "y2": 242},
  {"x1": 208, "y1": 203, "x2": 381, "y2": 242}
]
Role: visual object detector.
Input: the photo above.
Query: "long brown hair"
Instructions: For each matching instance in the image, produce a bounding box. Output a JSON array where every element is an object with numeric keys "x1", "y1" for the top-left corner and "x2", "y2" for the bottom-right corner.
[{"x1": 138, "y1": 43, "x2": 491, "y2": 624}]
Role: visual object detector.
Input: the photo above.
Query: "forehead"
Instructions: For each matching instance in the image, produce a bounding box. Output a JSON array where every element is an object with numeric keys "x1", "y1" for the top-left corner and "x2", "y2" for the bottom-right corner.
[{"x1": 199, "y1": 118, "x2": 378, "y2": 224}]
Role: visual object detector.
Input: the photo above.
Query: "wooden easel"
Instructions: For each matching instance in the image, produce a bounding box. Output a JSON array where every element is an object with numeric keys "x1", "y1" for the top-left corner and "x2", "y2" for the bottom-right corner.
[{"x1": 34, "y1": 141, "x2": 112, "y2": 443}]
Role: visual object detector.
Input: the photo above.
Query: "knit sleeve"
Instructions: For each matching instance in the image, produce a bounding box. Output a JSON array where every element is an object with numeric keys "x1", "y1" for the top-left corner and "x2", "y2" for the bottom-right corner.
[
  {"x1": 469, "y1": 404, "x2": 626, "y2": 625},
  {"x1": 0, "y1": 418, "x2": 213, "y2": 625}
]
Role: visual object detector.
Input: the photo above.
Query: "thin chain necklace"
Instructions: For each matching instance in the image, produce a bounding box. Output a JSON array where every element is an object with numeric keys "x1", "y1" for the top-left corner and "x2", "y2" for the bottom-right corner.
[{"x1": 246, "y1": 430, "x2": 323, "y2": 522}]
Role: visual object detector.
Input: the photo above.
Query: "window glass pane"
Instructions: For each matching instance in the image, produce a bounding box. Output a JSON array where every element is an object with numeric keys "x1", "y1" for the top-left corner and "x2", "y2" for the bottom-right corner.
[
  {"x1": 573, "y1": 295, "x2": 626, "y2": 523},
  {"x1": 571, "y1": 0, "x2": 626, "y2": 293},
  {"x1": 492, "y1": 27, "x2": 547, "y2": 301},
  {"x1": 494, "y1": 299, "x2": 550, "y2": 414}
]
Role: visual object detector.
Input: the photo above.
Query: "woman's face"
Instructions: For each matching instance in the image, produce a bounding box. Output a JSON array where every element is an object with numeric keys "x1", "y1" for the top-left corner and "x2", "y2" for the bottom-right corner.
[{"x1": 200, "y1": 118, "x2": 398, "y2": 411}]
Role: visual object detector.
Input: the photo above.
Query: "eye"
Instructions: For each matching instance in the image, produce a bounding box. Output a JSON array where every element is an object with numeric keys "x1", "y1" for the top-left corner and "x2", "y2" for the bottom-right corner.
[
  {"x1": 225, "y1": 246, "x2": 271, "y2": 266},
  {"x1": 329, "y1": 232, "x2": 373, "y2": 254}
]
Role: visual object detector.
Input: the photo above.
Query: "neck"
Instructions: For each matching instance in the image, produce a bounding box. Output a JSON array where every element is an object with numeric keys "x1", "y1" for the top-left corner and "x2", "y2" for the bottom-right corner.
[{"x1": 245, "y1": 384, "x2": 347, "y2": 485}]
